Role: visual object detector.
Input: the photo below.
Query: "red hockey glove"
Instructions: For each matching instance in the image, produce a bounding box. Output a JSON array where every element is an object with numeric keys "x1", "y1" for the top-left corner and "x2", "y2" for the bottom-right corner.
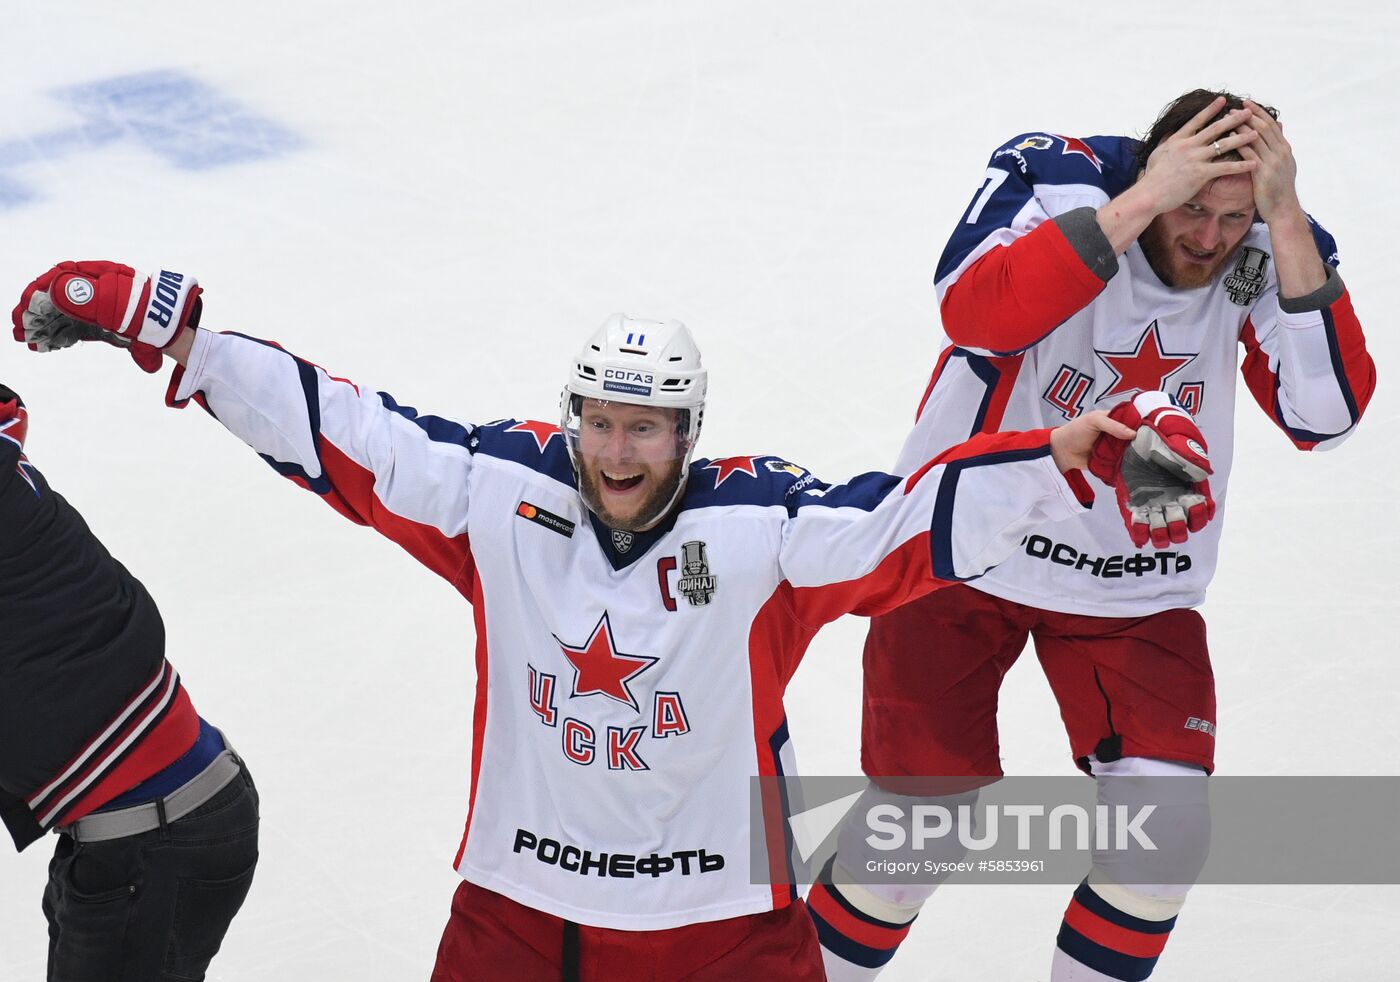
[
  {"x1": 1088, "y1": 391, "x2": 1216, "y2": 549},
  {"x1": 12, "y1": 261, "x2": 202, "y2": 373}
]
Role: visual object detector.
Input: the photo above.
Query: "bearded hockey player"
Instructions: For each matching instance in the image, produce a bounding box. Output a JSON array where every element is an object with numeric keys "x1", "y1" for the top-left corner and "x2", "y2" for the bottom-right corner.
[
  {"x1": 13, "y1": 262, "x2": 1215, "y2": 980},
  {"x1": 812, "y1": 90, "x2": 1375, "y2": 982}
]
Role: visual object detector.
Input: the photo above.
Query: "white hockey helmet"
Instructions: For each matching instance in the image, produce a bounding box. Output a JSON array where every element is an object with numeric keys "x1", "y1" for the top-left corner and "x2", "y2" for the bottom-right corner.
[{"x1": 561, "y1": 313, "x2": 707, "y2": 530}]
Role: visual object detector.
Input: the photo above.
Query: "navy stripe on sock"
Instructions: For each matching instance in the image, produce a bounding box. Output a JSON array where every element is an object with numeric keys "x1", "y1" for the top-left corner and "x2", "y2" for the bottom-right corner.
[
  {"x1": 814, "y1": 862, "x2": 915, "y2": 932},
  {"x1": 809, "y1": 902, "x2": 901, "y2": 969},
  {"x1": 1057, "y1": 923, "x2": 1159, "y2": 982},
  {"x1": 1072, "y1": 882, "x2": 1176, "y2": 935}
]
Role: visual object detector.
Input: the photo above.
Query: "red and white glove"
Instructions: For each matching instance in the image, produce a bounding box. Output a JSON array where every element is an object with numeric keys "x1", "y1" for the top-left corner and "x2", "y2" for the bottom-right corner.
[
  {"x1": 1088, "y1": 391, "x2": 1216, "y2": 548},
  {"x1": 12, "y1": 261, "x2": 202, "y2": 373}
]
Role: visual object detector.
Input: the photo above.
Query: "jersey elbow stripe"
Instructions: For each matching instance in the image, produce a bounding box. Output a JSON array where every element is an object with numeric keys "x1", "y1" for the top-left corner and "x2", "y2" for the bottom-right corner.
[
  {"x1": 1273, "y1": 305, "x2": 1365, "y2": 443},
  {"x1": 962, "y1": 351, "x2": 1004, "y2": 435},
  {"x1": 1268, "y1": 316, "x2": 1363, "y2": 445},
  {"x1": 929, "y1": 445, "x2": 1052, "y2": 582},
  {"x1": 1244, "y1": 316, "x2": 1366, "y2": 448},
  {"x1": 915, "y1": 350, "x2": 1019, "y2": 438},
  {"x1": 1320, "y1": 305, "x2": 1366, "y2": 426},
  {"x1": 930, "y1": 467, "x2": 978, "y2": 583},
  {"x1": 1268, "y1": 397, "x2": 1354, "y2": 447}
]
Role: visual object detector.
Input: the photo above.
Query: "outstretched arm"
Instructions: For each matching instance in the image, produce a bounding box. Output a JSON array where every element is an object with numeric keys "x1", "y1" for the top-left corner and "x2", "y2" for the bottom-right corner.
[
  {"x1": 777, "y1": 411, "x2": 1136, "y2": 632},
  {"x1": 13, "y1": 264, "x2": 479, "y2": 590},
  {"x1": 172, "y1": 328, "x2": 479, "y2": 590}
]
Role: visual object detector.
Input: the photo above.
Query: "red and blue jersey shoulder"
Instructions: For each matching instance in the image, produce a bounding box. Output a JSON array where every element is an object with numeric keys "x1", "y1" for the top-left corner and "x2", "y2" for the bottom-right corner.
[
  {"x1": 992, "y1": 132, "x2": 1136, "y2": 186},
  {"x1": 936, "y1": 133, "x2": 1138, "y2": 283},
  {"x1": 470, "y1": 417, "x2": 576, "y2": 487},
  {"x1": 682, "y1": 454, "x2": 824, "y2": 509},
  {"x1": 684, "y1": 453, "x2": 902, "y2": 516}
]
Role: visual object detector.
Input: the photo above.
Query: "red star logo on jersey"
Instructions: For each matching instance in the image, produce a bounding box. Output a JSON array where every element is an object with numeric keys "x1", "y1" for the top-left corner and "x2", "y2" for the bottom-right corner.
[
  {"x1": 507, "y1": 419, "x2": 561, "y2": 452},
  {"x1": 703, "y1": 456, "x2": 759, "y2": 488},
  {"x1": 1054, "y1": 134, "x2": 1103, "y2": 172},
  {"x1": 556, "y1": 611, "x2": 658, "y2": 712},
  {"x1": 1095, "y1": 322, "x2": 1197, "y2": 401}
]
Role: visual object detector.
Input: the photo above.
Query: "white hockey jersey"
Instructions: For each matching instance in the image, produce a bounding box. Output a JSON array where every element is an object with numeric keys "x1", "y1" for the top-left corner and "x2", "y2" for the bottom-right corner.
[
  {"x1": 903, "y1": 132, "x2": 1374, "y2": 616},
  {"x1": 168, "y1": 328, "x2": 1091, "y2": 929}
]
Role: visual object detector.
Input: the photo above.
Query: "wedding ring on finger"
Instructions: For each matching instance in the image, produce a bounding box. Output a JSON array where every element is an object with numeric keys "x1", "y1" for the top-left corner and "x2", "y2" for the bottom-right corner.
[{"x1": 1212, "y1": 139, "x2": 1223, "y2": 156}]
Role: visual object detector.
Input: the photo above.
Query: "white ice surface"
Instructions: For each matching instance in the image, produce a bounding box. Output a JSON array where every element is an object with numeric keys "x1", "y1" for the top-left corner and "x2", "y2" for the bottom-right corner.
[{"x1": 1, "y1": 1, "x2": 1397, "y2": 979}]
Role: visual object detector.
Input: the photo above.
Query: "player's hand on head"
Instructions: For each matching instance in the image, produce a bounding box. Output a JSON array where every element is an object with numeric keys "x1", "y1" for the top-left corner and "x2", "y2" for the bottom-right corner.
[
  {"x1": 1087, "y1": 392, "x2": 1216, "y2": 548},
  {"x1": 1138, "y1": 96, "x2": 1259, "y2": 215},
  {"x1": 12, "y1": 261, "x2": 202, "y2": 373},
  {"x1": 1235, "y1": 99, "x2": 1302, "y2": 225}
]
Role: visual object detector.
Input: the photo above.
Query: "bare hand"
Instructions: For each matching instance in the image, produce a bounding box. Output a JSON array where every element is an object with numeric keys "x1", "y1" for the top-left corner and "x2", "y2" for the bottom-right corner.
[
  {"x1": 1137, "y1": 96, "x2": 1259, "y2": 215},
  {"x1": 1050, "y1": 410, "x2": 1136, "y2": 473},
  {"x1": 1235, "y1": 99, "x2": 1305, "y2": 225}
]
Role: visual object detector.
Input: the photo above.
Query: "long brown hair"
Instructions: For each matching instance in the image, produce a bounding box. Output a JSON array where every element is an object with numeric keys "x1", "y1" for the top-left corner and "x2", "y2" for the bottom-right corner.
[{"x1": 1133, "y1": 89, "x2": 1279, "y2": 170}]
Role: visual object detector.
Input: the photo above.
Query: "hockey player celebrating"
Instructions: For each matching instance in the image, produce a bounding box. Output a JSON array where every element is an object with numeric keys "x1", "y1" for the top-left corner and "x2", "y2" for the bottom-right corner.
[
  {"x1": 14, "y1": 264, "x2": 1210, "y2": 979},
  {"x1": 811, "y1": 92, "x2": 1375, "y2": 980},
  {"x1": 0, "y1": 384, "x2": 259, "y2": 981}
]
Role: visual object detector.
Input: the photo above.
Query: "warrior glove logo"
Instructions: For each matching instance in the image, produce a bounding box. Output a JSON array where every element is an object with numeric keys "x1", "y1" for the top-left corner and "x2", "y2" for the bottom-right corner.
[
  {"x1": 1225, "y1": 247, "x2": 1270, "y2": 306},
  {"x1": 63, "y1": 278, "x2": 94, "y2": 305},
  {"x1": 677, "y1": 540, "x2": 717, "y2": 606}
]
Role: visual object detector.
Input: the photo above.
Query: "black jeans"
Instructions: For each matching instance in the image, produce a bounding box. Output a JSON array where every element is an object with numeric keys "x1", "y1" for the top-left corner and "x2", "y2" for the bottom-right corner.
[{"x1": 43, "y1": 761, "x2": 260, "y2": 982}]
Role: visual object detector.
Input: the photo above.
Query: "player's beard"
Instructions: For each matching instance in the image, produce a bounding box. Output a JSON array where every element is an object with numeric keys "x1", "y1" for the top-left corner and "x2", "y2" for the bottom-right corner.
[
  {"x1": 1139, "y1": 221, "x2": 1240, "y2": 290},
  {"x1": 578, "y1": 457, "x2": 686, "y2": 532}
]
